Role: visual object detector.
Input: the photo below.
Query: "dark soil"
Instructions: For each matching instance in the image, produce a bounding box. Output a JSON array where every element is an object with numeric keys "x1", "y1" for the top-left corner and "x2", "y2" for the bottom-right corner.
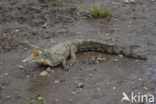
[{"x1": 0, "y1": 0, "x2": 156, "y2": 104}]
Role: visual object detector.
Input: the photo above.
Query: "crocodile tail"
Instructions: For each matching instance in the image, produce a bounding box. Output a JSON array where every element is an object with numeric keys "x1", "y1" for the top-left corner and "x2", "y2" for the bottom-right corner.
[
  {"x1": 108, "y1": 46, "x2": 146, "y2": 60},
  {"x1": 74, "y1": 39, "x2": 146, "y2": 60}
]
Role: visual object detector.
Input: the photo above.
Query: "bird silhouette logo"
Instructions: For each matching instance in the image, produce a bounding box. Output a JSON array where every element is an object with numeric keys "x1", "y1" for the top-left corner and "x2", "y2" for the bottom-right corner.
[{"x1": 121, "y1": 92, "x2": 131, "y2": 102}]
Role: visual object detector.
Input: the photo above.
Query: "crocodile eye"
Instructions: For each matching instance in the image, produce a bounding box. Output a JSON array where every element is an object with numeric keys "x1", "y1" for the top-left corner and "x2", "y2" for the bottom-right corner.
[{"x1": 33, "y1": 49, "x2": 41, "y2": 57}]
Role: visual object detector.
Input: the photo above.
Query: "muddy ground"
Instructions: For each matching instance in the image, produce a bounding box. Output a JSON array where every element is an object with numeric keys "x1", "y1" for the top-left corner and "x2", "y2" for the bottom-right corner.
[{"x1": 0, "y1": 0, "x2": 156, "y2": 104}]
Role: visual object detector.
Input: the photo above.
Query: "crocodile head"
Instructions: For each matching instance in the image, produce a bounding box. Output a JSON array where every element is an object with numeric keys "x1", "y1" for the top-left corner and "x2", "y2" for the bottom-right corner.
[{"x1": 22, "y1": 42, "x2": 51, "y2": 66}]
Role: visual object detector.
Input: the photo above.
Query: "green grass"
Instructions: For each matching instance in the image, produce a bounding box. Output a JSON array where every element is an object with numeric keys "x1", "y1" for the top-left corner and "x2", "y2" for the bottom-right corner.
[
  {"x1": 24, "y1": 88, "x2": 44, "y2": 104},
  {"x1": 83, "y1": 3, "x2": 112, "y2": 20},
  {"x1": 24, "y1": 95, "x2": 44, "y2": 104},
  {"x1": 31, "y1": 96, "x2": 44, "y2": 104}
]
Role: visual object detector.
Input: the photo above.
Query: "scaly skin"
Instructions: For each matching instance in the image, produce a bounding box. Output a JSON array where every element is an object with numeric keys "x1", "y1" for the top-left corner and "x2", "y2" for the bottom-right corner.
[{"x1": 23, "y1": 39, "x2": 146, "y2": 69}]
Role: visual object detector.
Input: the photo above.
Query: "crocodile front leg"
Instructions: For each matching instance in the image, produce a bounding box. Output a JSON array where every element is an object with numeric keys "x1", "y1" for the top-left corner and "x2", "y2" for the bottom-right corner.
[
  {"x1": 68, "y1": 46, "x2": 77, "y2": 66},
  {"x1": 62, "y1": 59, "x2": 69, "y2": 70}
]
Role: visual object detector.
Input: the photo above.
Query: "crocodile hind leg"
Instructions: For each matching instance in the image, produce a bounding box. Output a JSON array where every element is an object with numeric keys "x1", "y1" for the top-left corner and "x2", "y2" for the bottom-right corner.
[
  {"x1": 68, "y1": 46, "x2": 77, "y2": 66},
  {"x1": 62, "y1": 46, "x2": 77, "y2": 70},
  {"x1": 62, "y1": 53, "x2": 76, "y2": 70},
  {"x1": 62, "y1": 59, "x2": 69, "y2": 70}
]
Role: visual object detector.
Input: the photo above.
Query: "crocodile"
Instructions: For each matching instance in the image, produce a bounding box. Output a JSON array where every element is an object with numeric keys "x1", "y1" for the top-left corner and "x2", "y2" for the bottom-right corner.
[{"x1": 23, "y1": 39, "x2": 146, "y2": 69}]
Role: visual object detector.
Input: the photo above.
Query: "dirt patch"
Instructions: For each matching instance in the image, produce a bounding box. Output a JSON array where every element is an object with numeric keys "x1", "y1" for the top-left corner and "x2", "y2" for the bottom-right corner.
[{"x1": 0, "y1": 0, "x2": 156, "y2": 104}]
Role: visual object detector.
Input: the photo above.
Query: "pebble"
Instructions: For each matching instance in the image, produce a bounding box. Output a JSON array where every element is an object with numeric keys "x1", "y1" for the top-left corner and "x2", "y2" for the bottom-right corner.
[
  {"x1": 69, "y1": 99, "x2": 73, "y2": 102},
  {"x1": 125, "y1": 0, "x2": 129, "y2": 3},
  {"x1": 106, "y1": 82, "x2": 110, "y2": 85},
  {"x1": 151, "y1": 0, "x2": 155, "y2": 1},
  {"x1": 97, "y1": 57, "x2": 102, "y2": 61},
  {"x1": 72, "y1": 91, "x2": 76, "y2": 95},
  {"x1": 96, "y1": 88, "x2": 100, "y2": 91},
  {"x1": 112, "y1": 39, "x2": 116, "y2": 42},
  {"x1": 102, "y1": 58, "x2": 106, "y2": 61},
  {"x1": 129, "y1": 21, "x2": 132, "y2": 24},
  {"x1": 4, "y1": 73, "x2": 8, "y2": 76},
  {"x1": 138, "y1": 78, "x2": 142, "y2": 81},
  {"x1": 26, "y1": 75, "x2": 30, "y2": 78},
  {"x1": 33, "y1": 28, "x2": 37, "y2": 31},
  {"x1": 0, "y1": 85, "x2": 5, "y2": 89},
  {"x1": 96, "y1": 60, "x2": 99, "y2": 64},
  {"x1": 50, "y1": 39, "x2": 56, "y2": 44},
  {"x1": 47, "y1": 74, "x2": 51, "y2": 77},
  {"x1": 89, "y1": 73, "x2": 93, "y2": 77},
  {"x1": 55, "y1": 99, "x2": 59, "y2": 102},
  {"x1": 39, "y1": 71, "x2": 48, "y2": 76},
  {"x1": 74, "y1": 80, "x2": 78, "y2": 83},
  {"x1": 51, "y1": 70, "x2": 54, "y2": 73},
  {"x1": 77, "y1": 82, "x2": 84, "y2": 88},
  {"x1": 119, "y1": 55, "x2": 123, "y2": 58},
  {"x1": 18, "y1": 65, "x2": 24, "y2": 69},
  {"x1": 37, "y1": 96, "x2": 43, "y2": 101},
  {"x1": 2, "y1": 86, "x2": 5, "y2": 89},
  {"x1": 129, "y1": 0, "x2": 136, "y2": 3},
  {"x1": 33, "y1": 74, "x2": 37, "y2": 77},
  {"x1": 3, "y1": 33, "x2": 7, "y2": 36},
  {"x1": 6, "y1": 96, "x2": 11, "y2": 99},
  {"x1": 0, "y1": 62, "x2": 3, "y2": 65},
  {"x1": 68, "y1": 81, "x2": 72, "y2": 83},
  {"x1": 144, "y1": 87, "x2": 148, "y2": 90},
  {"x1": 78, "y1": 88, "x2": 82, "y2": 91},
  {"x1": 46, "y1": 67, "x2": 51, "y2": 72},
  {"x1": 86, "y1": 78, "x2": 89, "y2": 81},
  {"x1": 15, "y1": 29, "x2": 19, "y2": 32},
  {"x1": 54, "y1": 80, "x2": 60, "y2": 84},
  {"x1": 74, "y1": 77, "x2": 78, "y2": 80},
  {"x1": 114, "y1": 59, "x2": 118, "y2": 62},
  {"x1": 113, "y1": 87, "x2": 117, "y2": 90},
  {"x1": 97, "y1": 57, "x2": 106, "y2": 61},
  {"x1": 135, "y1": 60, "x2": 139, "y2": 62},
  {"x1": 105, "y1": 33, "x2": 110, "y2": 36},
  {"x1": 125, "y1": 0, "x2": 136, "y2": 3},
  {"x1": 24, "y1": 48, "x2": 28, "y2": 51},
  {"x1": 42, "y1": 23, "x2": 48, "y2": 28},
  {"x1": 10, "y1": 43, "x2": 14, "y2": 46}
]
